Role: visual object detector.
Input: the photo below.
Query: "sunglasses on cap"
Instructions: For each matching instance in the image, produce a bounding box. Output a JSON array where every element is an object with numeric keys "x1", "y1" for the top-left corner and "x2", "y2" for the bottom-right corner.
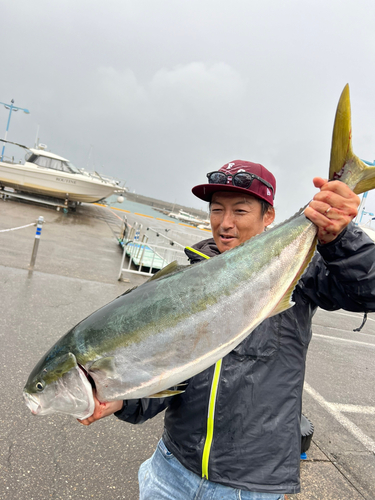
[{"x1": 206, "y1": 171, "x2": 275, "y2": 198}]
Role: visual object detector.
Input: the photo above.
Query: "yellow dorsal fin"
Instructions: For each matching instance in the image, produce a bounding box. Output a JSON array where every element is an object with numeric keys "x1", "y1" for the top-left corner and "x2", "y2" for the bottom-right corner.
[
  {"x1": 268, "y1": 237, "x2": 318, "y2": 317},
  {"x1": 146, "y1": 260, "x2": 180, "y2": 282}
]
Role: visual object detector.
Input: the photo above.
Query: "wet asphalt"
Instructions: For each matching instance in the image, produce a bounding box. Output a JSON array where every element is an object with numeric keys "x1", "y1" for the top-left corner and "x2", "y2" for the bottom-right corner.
[{"x1": 0, "y1": 196, "x2": 374, "y2": 499}]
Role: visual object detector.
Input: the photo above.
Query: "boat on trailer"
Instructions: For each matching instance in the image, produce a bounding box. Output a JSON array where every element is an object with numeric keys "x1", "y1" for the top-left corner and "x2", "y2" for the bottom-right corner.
[{"x1": 0, "y1": 140, "x2": 125, "y2": 209}]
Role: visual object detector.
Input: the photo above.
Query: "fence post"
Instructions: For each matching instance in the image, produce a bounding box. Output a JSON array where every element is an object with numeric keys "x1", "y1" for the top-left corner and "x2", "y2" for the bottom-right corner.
[{"x1": 29, "y1": 216, "x2": 44, "y2": 271}]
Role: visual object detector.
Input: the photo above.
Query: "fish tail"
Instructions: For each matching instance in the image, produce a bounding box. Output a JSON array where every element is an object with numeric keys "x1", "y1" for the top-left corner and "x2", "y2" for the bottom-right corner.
[{"x1": 329, "y1": 84, "x2": 375, "y2": 194}]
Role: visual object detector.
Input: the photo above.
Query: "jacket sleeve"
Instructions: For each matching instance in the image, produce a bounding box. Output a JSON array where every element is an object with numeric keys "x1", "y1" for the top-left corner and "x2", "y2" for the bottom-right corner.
[
  {"x1": 114, "y1": 397, "x2": 169, "y2": 424},
  {"x1": 297, "y1": 223, "x2": 375, "y2": 312}
]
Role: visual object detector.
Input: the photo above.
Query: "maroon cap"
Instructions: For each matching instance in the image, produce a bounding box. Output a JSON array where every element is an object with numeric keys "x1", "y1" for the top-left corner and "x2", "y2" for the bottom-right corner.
[{"x1": 192, "y1": 160, "x2": 276, "y2": 206}]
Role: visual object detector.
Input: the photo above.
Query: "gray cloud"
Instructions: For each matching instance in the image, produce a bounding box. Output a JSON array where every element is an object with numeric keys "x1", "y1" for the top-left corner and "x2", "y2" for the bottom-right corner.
[{"x1": 1, "y1": 0, "x2": 375, "y2": 221}]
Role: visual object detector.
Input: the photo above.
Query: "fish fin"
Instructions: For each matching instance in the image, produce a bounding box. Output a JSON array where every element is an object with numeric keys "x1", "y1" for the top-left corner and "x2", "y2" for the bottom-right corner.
[
  {"x1": 148, "y1": 382, "x2": 188, "y2": 398},
  {"x1": 148, "y1": 389, "x2": 185, "y2": 398},
  {"x1": 119, "y1": 285, "x2": 138, "y2": 297},
  {"x1": 268, "y1": 236, "x2": 318, "y2": 317},
  {"x1": 267, "y1": 299, "x2": 294, "y2": 318},
  {"x1": 329, "y1": 84, "x2": 375, "y2": 194},
  {"x1": 146, "y1": 260, "x2": 180, "y2": 282},
  {"x1": 353, "y1": 165, "x2": 375, "y2": 195},
  {"x1": 329, "y1": 84, "x2": 353, "y2": 181},
  {"x1": 89, "y1": 357, "x2": 116, "y2": 377},
  {"x1": 117, "y1": 263, "x2": 188, "y2": 297},
  {"x1": 118, "y1": 262, "x2": 187, "y2": 295}
]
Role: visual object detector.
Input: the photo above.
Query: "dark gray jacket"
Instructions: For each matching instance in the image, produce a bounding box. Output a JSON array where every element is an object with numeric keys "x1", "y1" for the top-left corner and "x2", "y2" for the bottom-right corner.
[{"x1": 115, "y1": 224, "x2": 375, "y2": 494}]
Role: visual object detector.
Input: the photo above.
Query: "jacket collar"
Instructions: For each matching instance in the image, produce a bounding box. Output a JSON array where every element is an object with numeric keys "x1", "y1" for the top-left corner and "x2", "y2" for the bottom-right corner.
[{"x1": 184, "y1": 238, "x2": 220, "y2": 264}]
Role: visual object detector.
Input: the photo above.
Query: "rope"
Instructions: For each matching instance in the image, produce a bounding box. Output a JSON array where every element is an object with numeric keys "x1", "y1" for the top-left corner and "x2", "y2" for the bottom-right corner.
[{"x1": 0, "y1": 222, "x2": 36, "y2": 233}]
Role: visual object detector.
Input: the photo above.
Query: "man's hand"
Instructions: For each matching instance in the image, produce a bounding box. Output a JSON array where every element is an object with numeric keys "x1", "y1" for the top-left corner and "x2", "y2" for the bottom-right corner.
[
  {"x1": 304, "y1": 177, "x2": 360, "y2": 244},
  {"x1": 77, "y1": 391, "x2": 123, "y2": 426}
]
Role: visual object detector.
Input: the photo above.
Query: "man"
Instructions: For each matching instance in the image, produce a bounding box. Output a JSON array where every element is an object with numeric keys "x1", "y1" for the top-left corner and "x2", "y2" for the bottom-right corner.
[{"x1": 79, "y1": 160, "x2": 375, "y2": 499}]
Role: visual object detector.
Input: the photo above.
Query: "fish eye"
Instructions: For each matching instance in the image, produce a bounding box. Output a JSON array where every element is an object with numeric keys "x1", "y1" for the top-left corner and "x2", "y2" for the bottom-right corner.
[{"x1": 35, "y1": 381, "x2": 45, "y2": 392}]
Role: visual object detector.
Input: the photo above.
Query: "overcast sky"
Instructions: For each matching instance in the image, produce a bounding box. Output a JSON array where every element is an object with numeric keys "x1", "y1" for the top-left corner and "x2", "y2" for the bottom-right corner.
[{"x1": 1, "y1": 0, "x2": 375, "y2": 222}]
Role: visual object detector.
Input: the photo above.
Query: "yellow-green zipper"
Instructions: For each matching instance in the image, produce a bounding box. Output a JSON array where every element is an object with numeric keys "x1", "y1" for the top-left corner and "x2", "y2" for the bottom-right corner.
[
  {"x1": 184, "y1": 246, "x2": 222, "y2": 480},
  {"x1": 202, "y1": 359, "x2": 222, "y2": 479}
]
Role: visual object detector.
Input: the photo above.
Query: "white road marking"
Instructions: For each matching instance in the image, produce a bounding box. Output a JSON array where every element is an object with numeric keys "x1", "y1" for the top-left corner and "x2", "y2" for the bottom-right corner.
[
  {"x1": 304, "y1": 382, "x2": 375, "y2": 454},
  {"x1": 313, "y1": 324, "x2": 375, "y2": 338},
  {"x1": 330, "y1": 404, "x2": 375, "y2": 415},
  {"x1": 312, "y1": 333, "x2": 375, "y2": 348},
  {"x1": 327, "y1": 310, "x2": 375, "y2": 323}
]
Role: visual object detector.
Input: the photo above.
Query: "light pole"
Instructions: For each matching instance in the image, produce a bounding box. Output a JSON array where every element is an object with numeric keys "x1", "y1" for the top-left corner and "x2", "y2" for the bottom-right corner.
[{"x1": 0, "y1": 99, "x2": 30, "y2": 161}]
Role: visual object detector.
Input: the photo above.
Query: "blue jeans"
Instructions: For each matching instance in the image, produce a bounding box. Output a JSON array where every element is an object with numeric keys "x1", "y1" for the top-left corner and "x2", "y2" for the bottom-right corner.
[{"x1": 139, "y1": 439, "x2": 285, "y2": 500}]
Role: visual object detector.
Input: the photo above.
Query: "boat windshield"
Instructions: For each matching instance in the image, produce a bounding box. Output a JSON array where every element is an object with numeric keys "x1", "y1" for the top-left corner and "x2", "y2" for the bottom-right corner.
[
  {"x1": 65, "y1": 161, "x2": 81, "y2": 174},
  {"x1": 27, "y1": 154, "x2": 81, "y2": 174}
]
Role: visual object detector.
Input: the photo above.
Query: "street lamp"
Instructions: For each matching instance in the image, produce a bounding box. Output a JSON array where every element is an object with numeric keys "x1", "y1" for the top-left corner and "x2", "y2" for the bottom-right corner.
[{"x1": 0, "y1": 99, "x2": 30, "y2": 161}]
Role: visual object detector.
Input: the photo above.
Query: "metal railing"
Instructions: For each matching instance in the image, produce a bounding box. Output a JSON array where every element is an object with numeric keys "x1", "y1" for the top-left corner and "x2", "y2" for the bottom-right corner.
[
  {"x1": 146, "y1": 226, "x2": 203, "y2": 248},
  {"x1": 118, "y1": 220, "x2": 188, "y2": 280}
]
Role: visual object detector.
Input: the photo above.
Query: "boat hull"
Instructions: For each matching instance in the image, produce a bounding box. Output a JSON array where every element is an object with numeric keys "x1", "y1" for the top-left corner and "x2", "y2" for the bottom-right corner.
[{"x1": 0, "y1": 161, "x2": 119, "y2": 203}]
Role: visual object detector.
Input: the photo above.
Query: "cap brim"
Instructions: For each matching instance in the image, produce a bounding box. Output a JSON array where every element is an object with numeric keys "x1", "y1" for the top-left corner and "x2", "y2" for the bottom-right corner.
[{"x1": 192, "y1": 183, "x2": 273, "y2": 205}]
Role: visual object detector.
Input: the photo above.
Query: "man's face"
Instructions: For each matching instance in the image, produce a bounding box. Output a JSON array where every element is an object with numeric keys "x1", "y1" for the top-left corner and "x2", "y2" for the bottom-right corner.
[{"x1": 210, "y1": 192, "x2": 275, "y2": 253}]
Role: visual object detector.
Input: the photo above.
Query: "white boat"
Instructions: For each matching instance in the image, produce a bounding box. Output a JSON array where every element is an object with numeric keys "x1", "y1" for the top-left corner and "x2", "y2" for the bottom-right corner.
[
  {"x1": 168, "y1": 208, "x2": 211, "y2": 228},
  {"x1": 0, "y1": 141, "x2": 125, "y2": 205}
]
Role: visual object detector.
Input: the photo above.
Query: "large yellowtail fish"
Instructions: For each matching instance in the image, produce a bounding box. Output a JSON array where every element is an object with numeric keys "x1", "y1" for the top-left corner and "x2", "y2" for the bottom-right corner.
[{"x1": 24, "y1": 85, "x2": 375, "y2": 419}]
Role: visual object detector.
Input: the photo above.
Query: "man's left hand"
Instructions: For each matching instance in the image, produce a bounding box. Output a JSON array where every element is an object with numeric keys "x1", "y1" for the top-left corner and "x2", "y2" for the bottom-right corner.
[{"x1": 304, "y1": 177, "x2": 360, "y2": 244}]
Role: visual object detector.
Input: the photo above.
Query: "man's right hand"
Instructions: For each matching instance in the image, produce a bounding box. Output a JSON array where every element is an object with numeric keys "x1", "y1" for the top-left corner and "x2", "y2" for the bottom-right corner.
[{"x1": 77, "y1": 391, "x2": 123, "y2": 426}]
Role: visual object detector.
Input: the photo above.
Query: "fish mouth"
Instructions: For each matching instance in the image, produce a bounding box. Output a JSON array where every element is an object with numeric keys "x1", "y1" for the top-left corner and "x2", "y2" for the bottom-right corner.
[{"x1": 23, "y1": 392, "x2": 41, "y2": 415}]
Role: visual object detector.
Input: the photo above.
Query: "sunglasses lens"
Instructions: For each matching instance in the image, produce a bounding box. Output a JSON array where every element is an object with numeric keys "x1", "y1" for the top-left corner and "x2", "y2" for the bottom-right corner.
[
  {"x1": 208, "y1": 172, "x2": 227, "y2": 184},
  {"x1": 232, "y1": 173, "x2": 253, "y2": 188}
]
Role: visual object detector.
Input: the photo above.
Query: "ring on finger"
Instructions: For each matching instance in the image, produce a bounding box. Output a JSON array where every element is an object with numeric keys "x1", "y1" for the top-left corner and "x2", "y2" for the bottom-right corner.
[{"x1": 325, "y1": 207, "x2": 332, "y2": 216}]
